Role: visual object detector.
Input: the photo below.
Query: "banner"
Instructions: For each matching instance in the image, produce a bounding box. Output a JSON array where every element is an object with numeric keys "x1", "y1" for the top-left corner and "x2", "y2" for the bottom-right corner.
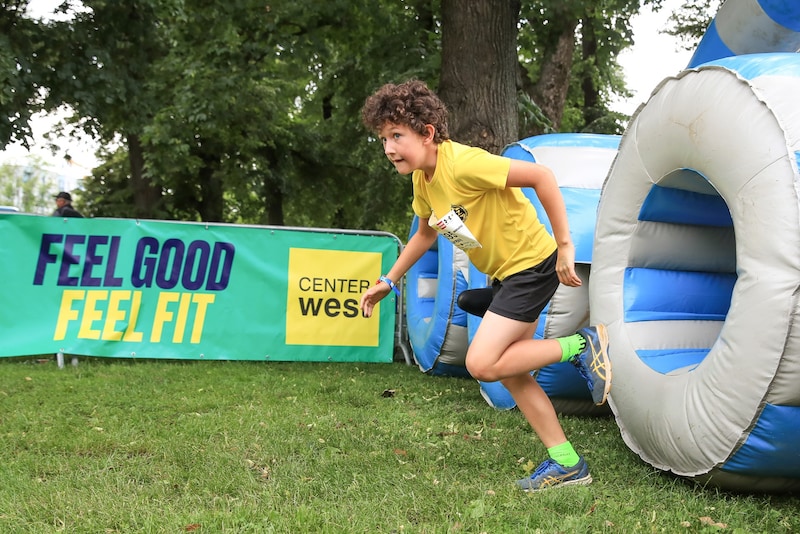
[{"x1": 0, "y1": 214, "x2": 399, "y2": 362}]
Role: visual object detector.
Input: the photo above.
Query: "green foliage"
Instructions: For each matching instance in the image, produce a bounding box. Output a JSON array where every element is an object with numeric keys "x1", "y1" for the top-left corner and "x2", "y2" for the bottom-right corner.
[
  {"x1": 4, "y1": 0, "x2": 707, "y2": 231},
  {"x1": 665, "y1": 0, "x2": 723, "y2": 50},
  {"x1": 0, "y1": 0, "x2": 47, "y2": 148},
  {"x1": 273, "y1": 0, "x2": 439, "y2": 232},
  {"x1": 1, "y1": 359, "x2": 799, "y2": 532},
  {"x1": 517, "y1": 93, "x2": 556, "y2": 136},
  {"x1": 68, "y1": 0, "x2": 435, "y2": 230},
  {"x1": 41, "y1": 0, "x2": 170, "y2": 144},
  {"x1": 518, "y1": 0, "x2": 647, "y2": 136},
  {"x1": 79, "y1": 146, "x2": 144, "y2": 219}
]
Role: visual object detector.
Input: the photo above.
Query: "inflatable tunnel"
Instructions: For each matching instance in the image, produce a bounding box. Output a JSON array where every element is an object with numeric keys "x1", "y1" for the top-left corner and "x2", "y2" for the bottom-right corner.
[
  {"x1": 591, "y1": 0, "x2": 800, "y2": 492},
  {"x1": 405, "y1": 216, "x2": 471, "y2": 377},
  {"x1": 404, "y1": 133, "x2": 620, "y2": 413},
  {"x1": 473, "y1": 134, "x2": 619, "y2": 414}
]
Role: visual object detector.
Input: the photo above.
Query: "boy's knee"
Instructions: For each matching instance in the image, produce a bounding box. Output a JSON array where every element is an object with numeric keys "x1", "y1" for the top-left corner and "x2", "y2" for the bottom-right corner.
[{"x1": 466, "y1": 358, "x2": 497, "y2": 382}]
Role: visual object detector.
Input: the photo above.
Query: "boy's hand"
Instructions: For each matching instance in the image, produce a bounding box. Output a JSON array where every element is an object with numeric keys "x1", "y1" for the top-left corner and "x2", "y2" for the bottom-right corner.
[
  {"x1": 556, "y1": 244, "x2": 582, "y2": 287},
  {"x1": 359, "y1": 283, "x2": 391, "y2": 317}
]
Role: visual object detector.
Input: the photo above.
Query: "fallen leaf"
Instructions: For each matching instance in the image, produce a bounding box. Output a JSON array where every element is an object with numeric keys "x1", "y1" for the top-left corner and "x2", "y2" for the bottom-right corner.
[{"x1": 699, "y1": 516, "x2": 727, "y2": 528}]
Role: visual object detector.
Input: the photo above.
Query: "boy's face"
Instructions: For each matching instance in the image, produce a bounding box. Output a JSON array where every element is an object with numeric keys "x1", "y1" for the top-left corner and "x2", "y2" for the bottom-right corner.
[{"x1": 378, "y1": 122, "x2": 430, "y2": 176}]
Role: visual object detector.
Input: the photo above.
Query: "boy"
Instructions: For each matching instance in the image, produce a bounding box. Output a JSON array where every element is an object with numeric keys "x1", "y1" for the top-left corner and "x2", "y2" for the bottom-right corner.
[{"x1": 359, "y1": 79, "x2": 611, "y2": 491}]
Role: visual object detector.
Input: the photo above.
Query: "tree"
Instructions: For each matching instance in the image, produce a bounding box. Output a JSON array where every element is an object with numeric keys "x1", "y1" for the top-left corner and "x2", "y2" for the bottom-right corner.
[
  {"x1": 283, "y1": 0, "x2": 439, "y2": 233},
  {"x1": 438, "y1": 0, "x2": 521, "y2": 153},
  {"x1": 140, "y1": 0, "x2": 298, "y2": 223},
  {"x1": 42, "y1": 0, "x2": 171, "y2": 219},
  {"x1": 664, "y1": 0, "x2": 722, "y2": 48},
  {"x1": 16, "y1": 0, "x2": 687, "y2": 233},
  {"x1": 517, "y1": 0, "x2": 661, "y2": 137},
  {"x1": 0, "y1": 0, "x2": 46, "y2": 149},
  {"x1": 435, "y1": 0, "x2": 653, "y2": 147},
  {"x1": 0, "y1": 158, "x2": 59, "y2": 213}
]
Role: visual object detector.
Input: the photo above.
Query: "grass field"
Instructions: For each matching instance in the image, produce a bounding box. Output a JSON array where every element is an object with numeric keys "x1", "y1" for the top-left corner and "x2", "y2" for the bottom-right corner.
[{"x1": 1, "y1": 357, "x2": 798, "y2": 533}]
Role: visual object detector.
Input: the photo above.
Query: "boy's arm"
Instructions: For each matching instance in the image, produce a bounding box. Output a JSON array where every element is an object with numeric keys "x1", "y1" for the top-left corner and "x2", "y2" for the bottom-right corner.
[
  {"x1": 359, "y1": 220, "x2": 438, "y2": 317},
  {"x1": 506, "y1": 159, "x2": 582, "y2": 287}
]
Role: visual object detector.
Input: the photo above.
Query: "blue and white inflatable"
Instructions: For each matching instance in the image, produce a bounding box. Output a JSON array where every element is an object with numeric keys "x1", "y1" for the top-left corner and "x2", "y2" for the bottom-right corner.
[
  {"x1": 473, "y1": 134, "x2": 619, "y2": 414},
  {"x1": 405, "y1": 216, "x2": 471, "y2": 377},
  {"x1": 403, "y1": 0, "x2": 800, "y2": 493},
  {"x1": 404, "y1": 133, "x2": 620, "y2": 412},
  {"x1": 591, "y1": 0, "x2": 800, "y2": 492}
]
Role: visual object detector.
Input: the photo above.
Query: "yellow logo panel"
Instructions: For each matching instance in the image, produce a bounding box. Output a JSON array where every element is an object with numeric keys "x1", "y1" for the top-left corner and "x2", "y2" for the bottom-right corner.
[{"x1": 286, "y1": 248, "x2": 380, "y2": 346}]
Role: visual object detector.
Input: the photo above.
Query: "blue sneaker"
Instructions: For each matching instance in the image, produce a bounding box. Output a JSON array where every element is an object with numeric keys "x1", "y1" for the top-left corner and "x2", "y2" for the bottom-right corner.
[
  {"x1": 572, "y1": 324, "x2": 611, "y2": 405},
  {"x1": 516, "y1": 457, "x2": 592, "y2": 491}
]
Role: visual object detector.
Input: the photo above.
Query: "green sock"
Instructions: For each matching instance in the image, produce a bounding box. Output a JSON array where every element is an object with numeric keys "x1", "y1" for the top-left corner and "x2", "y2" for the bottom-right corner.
[
  {"x1": 557, "y1": 333, "x2": 586, "y2": 362},
  {"x1": 548, "y1": 441, "x2": 580, "y2": 468}
]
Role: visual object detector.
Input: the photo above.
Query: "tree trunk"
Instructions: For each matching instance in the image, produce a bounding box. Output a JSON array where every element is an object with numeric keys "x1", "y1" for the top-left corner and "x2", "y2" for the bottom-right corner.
[
  {"x1": 581, "y1": 19, "x2": 601, "y2": 128},
  {"x1": 531, "y1": 22, "x2": 577, "y2": 132},
  {"x1": 197, "y1": 155, "x2": 224, "y2": 222},
  {"x1": 263, "y1": 176, "x2": 284, "y2": 226},
  {"x1": 128, "y1": 133, "x2": 161, "y2": 218},
  {"x1": 439, "y1": 0, "x2": 521, "y2": 154}
]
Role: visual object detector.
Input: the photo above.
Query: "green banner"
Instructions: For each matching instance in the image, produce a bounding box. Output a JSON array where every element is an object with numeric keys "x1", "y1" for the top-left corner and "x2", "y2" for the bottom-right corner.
[{"x1": 0, "y1": 214, "x2": 398, "y2": 362}]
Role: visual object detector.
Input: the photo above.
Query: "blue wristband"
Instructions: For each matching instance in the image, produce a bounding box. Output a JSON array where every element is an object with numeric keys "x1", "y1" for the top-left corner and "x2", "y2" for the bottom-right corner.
[{"x1": 378, "y1": 275, "x2": 401, "y2": 297}]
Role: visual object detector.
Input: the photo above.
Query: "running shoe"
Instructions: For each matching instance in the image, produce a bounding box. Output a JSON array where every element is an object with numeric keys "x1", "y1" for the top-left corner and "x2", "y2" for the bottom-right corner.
[
  {"x1": 516, "y1": 457, "x2": 592, "y2": 491},
  {"x1": 572, "y1": 324, "x2": 611, "y2": 405}
]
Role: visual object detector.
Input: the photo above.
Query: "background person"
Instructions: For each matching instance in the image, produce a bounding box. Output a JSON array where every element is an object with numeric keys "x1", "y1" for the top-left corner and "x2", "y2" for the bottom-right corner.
[{"x1": 52, "y1": 191, "x2": 84, "y2": 218}]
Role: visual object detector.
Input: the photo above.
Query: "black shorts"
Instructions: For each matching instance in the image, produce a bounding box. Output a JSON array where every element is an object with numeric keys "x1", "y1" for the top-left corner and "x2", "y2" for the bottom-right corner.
[{"x1": 486, "y1": 251, "x2": 559, "y2": 323}]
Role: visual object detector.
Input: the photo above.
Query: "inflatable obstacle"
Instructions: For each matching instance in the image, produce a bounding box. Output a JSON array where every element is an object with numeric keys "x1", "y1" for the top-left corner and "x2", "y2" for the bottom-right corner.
[
  {"x1": 403, "y1": 133, "x2": 620, "y2": 412},
  {"x1": 472, "y1": 134, "x2": 619, "y2": 413},
  {"x1": 591, "y1": 0, "x2": 800, "y2": 492},
  {"x1": 687, "y1": 0, "x2": 800, "y2": 68},
  {"x1": 405, "y1": 216, "x2": 471, "y2": 376},
  {"x1": 403, "y1": 0, "x2": 800, "y2": 493}
]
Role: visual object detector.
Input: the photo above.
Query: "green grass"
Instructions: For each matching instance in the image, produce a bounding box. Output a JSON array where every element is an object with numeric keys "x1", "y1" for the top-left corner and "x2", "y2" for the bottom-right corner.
[{"x1": 1, "y1": 358, "x2": 798, "y2": 533}]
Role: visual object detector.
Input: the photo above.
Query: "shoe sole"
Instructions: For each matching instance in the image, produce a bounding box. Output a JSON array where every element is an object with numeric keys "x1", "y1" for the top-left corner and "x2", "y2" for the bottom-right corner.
[
  {"x1": 522, "y1": 474, "x2": 593, "y2": 492},
  {"x1": 591, "y1": 324, "x2": 612, "y2": 405}
]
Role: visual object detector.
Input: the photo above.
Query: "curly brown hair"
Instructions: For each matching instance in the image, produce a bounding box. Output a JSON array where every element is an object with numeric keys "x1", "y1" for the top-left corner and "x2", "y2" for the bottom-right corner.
[{"x1": 361, "y1": 79, "x2": 449, "y2": 143}]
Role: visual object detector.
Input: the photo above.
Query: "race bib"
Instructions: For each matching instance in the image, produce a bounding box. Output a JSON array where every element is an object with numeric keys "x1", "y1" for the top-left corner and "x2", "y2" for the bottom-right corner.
[{"x1": 429, "y1": 210, "x2": 482, "y2": 250}]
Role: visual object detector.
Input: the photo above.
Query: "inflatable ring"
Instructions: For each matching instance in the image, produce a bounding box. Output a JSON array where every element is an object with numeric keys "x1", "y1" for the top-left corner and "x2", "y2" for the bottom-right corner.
[
  {"x1": 404, "y1": 133, "x2": 619, "y2": 402},
  {"x1": 687, "y1": 0, "x2": 800, "y2": 68},
  {"x1": 470, "y1": 133, "x2": 619, "y2": 414},
  {"x1": 405, "y1": 216, "x2": 471, "y2": 376},
  {"x1": 591, "y1": 53, "x2": 800, "y2": 492}
]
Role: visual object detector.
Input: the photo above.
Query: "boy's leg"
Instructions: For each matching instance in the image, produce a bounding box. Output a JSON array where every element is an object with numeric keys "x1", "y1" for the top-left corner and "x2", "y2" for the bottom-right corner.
[
  {"x1": 466, "y1": 314, "x2": 591, "y2": 491},
  {"x1": 502, "y1": 367, "x2": 592, "y2": 491},
  {"x1": 501, "y1": 372, "x2": 566, "y2": 448},
  {"x1": 469, "y1": 316, "x2": 569, "y2": 450},
  {"x1": 465, "y1": 310, "x2": 562, "y2": 382},
  {"x1": 467, "y1": 314, "x2": 564, "y2": 446}
]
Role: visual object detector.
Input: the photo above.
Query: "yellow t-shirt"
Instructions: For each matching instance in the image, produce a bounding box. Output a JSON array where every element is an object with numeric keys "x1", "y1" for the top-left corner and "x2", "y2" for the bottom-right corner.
[{"x1": 412, "y1": 140, "x2": 556, "y2": 281}]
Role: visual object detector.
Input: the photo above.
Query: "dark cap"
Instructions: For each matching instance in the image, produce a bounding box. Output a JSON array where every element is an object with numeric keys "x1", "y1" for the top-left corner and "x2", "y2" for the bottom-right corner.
[{"x1": 54, "y1": 192, "x2": 72, "y2": 201}]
